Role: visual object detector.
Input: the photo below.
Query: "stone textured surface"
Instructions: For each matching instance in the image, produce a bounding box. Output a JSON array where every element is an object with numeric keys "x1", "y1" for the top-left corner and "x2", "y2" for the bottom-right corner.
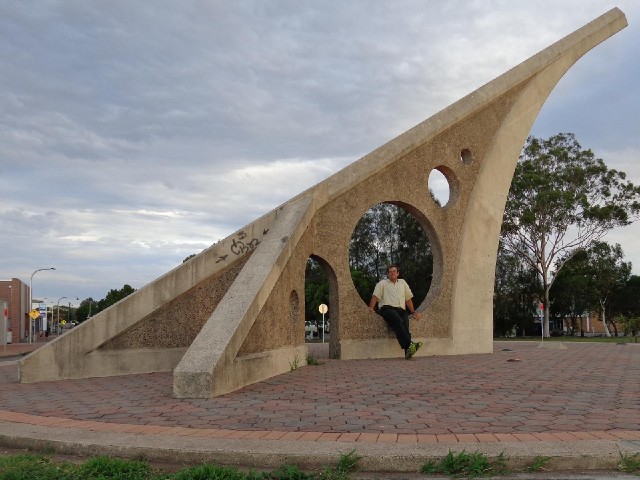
[{"x1": 102, "y1": 256, "x2": 251, "y2": 350}]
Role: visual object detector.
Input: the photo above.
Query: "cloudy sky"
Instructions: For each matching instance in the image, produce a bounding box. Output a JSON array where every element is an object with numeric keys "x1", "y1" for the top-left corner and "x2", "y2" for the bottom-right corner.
[{"x1": 1, "y1": 1, "x2": 639, "y2": 307}]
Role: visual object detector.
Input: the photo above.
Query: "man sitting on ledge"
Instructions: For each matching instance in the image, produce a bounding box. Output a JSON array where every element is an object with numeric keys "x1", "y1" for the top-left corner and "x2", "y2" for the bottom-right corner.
[{"x1": 369, "y1": 264, "x2": 423, "y2": 359}]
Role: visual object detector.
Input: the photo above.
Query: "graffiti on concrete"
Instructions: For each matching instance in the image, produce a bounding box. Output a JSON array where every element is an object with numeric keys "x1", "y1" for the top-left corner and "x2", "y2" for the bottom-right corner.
[{"x1": 216, "y1": 228, "x2": 268, "y2": 263}]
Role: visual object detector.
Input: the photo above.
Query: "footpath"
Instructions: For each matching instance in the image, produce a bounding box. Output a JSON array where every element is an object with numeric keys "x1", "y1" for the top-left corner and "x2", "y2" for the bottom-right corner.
[
  {"x1": 0, "y1": 341, "x2": 39, "y2": 359},
  {"x1": 0, "y1": 341, "x2": 638, "y2": 476}
]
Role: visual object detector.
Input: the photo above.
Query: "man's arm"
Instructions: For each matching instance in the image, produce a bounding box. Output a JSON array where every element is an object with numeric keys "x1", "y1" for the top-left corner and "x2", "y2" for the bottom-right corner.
[
  {"x1": 405, "y1": 298, "x2": 421, "y2": 319},
  {"x1": 369, "y1": 295, "x2": 379, "y2": 312}
]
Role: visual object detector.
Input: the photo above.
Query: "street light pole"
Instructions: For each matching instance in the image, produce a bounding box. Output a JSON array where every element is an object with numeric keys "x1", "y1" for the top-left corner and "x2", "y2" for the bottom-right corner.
[
  {"x1": 6, "y1": 285, "x2": 11, "y2": 350},
  {"x1": 56, "y1": 296, "x2": 67, "y2": 336},
  {"x1": 39, "y1": 297, "x2": 47, "y2": 341},
  {"x1": 29, "y1": 267, "x2": 55, "y2": 344}
]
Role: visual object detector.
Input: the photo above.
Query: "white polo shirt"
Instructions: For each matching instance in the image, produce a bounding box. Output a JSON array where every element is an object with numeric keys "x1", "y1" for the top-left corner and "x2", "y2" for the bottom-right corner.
[{"x1": 373, "y1": 278, "x2": 413, "y2": 309}]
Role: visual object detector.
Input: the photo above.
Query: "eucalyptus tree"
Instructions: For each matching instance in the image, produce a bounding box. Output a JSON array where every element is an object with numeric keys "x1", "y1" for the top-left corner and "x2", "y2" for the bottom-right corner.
[
  {"x1": 550, "y1": 242, "x2": 630, "y2": 336},
  {"x1": 582, "y1": 242, "x2": 631, "y2": 336},
  {"x1": 501, "y1": 133, "x2": 640, "y2": 337},
  {"x1": 494, "y1": 240, "x2": 541, "y2": 337},
  {"x1": 549, "y1": 249, "x2": 592, "y2": 336},
  {"x1": 611, "y1": 275, "x2": 640, "y2": 319}
]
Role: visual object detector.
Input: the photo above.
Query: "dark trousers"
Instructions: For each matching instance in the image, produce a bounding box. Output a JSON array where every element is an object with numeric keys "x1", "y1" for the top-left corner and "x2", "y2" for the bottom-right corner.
[{"x1": 379, "y1": 306, "x2": 411, "y2": 350}]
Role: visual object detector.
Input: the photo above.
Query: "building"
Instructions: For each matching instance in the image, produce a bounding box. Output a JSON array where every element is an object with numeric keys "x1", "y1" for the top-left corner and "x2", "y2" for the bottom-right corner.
[{"x1": 0, "y1": 278, "x2": 30, "y2": 343}]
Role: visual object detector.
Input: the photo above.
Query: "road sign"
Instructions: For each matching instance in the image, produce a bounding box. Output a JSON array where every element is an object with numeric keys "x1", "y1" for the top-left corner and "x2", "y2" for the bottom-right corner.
[
  {"x1": 29, "y1": 309, "x2": 40, "y2": 320},
  {"x1": 318, "y1": 304, "x2": 328, "y2": 343}
]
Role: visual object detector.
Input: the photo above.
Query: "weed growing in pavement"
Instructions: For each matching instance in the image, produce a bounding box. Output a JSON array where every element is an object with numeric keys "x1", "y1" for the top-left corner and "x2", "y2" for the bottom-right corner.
[
  {"x1": 335, "y1": 450, "x2": 362, "y2": 475},
  {"x1": 492, "y1": 451, "x2": 510, "y2": 475},
  {"x1": 421, "y1": 449, "x2": 510, "y2": 478},
  {"x1": 289, "y1": 355, "x2": 300, "y2": 371},
  {"x1": 526, "y1": 455, "x2": 551, "y2": 472},
  {"x1": 306, "y1": 355, "x2": 324, "y2": 366},
  {"x1": 618, "y1": 452, "x2": 640, "y2": 474}
]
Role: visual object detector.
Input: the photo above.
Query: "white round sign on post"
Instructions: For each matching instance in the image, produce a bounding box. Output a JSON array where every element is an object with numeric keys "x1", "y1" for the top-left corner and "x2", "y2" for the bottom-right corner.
[{"x1": 318, "y1": 304, "x2": 328, "y2": 343}]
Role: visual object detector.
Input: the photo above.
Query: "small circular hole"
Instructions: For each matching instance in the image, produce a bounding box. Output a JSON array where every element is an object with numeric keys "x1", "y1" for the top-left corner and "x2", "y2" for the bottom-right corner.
[{"x1": 461, "y1": 149, "x2": 474, "y2": 164}]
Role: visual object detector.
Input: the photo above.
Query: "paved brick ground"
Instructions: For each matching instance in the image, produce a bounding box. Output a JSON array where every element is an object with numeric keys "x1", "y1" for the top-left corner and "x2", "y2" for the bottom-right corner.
[
  {"x1": 0, "y1": 342, "x2": 39, "y2": 358},
  {"x1": 1, "y1": 341, "x2": 638, "y2": 443}
]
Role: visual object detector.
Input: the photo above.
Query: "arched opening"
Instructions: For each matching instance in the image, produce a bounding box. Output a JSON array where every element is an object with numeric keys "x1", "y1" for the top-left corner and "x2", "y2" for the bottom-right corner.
[
  {"x1": 348, "y1": 203, "x2": 434, "y2": 309},
  {"x1": 304, "y1": 255, "x2": 339, "y2": 357}
]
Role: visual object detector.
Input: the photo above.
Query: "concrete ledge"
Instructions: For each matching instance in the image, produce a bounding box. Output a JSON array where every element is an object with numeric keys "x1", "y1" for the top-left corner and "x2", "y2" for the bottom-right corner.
[
  {"x1": 20, "y1": 348, "x2": 188, "y2": 383},
  {"x1": 0, "y1": 420, "x2": 637, "y2": 473}
]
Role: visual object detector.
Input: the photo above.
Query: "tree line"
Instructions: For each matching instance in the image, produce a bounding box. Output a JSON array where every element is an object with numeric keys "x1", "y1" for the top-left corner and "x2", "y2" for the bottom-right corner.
[
  {"x1": 73, "y1": 284, "x2": 136, "y2": 324},
  {"x1": 494, "y1": 239, "x2": 640, "y2": 338}
]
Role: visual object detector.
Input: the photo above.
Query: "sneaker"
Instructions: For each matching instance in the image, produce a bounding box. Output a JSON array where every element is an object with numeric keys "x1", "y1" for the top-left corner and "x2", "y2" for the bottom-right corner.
[
  {"x1": 413, "y1": 341, "x2": 423, "y2": 355},
  {"x1": 404, "y1": 342, "x2": 417, "y2": 359}
]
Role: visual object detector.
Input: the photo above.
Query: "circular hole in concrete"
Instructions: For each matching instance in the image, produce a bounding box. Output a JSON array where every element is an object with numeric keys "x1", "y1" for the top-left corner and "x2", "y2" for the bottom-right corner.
[
  {"x1": 428, "y1": 168, "x2": 450, "y2": 206},
  {"x1": 461, "y1": 148, "x2": 475, "y2": 164}
]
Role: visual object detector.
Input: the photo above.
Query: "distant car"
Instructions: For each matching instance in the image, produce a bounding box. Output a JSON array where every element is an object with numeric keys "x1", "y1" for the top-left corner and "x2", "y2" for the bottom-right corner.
[{"x1": 305, "y1": 321, "x2": 318, "y2": 338}]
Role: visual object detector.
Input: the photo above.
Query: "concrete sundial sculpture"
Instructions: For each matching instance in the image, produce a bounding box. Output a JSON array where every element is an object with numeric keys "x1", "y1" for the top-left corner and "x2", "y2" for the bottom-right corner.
[{"x1": 19, "y1": 9, "x2": 627, "y2": 398}]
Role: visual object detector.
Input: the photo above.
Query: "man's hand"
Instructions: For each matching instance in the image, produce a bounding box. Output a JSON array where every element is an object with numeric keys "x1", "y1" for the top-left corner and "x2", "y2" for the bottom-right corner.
[{"x1": 412, "y1": 312, "x2": 421, "y2": 320}]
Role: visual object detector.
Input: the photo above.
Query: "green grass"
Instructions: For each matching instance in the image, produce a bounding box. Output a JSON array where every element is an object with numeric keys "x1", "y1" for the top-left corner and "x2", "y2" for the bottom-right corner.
[
  {"x1": 79, "y1": 456, "x2": 156, "y2": 479},
  {"x1": 306, "y1": 355, "x2": 324, "y2": 366},
  {"x1": 9, "y1": 449, "x2": 640, "y2": 479},
  {"x1": 421, "y1": 450, "x2": 509, "y2": 478},
  {"x1": 618, "y1": 452, "x2": 640, "y2": 474},
  {"x1": 172, "y1": 463, "x2": 248, "y2": 479},
  {"x1": 0, "y1": 450, "x2": 362, "y2": 480},
  {"x1": 0, "y1": 454, "x2": 77, "y2": 480}
]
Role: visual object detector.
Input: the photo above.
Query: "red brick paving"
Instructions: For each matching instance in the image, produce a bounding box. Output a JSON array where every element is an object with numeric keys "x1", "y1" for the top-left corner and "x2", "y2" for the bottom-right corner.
[{"x1": 0, "y1": 342, "x2": 638, "y2": 443}]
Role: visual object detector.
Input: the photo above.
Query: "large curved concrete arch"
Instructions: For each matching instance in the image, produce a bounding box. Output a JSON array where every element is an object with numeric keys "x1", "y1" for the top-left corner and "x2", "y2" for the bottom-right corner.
[{"x1": 19, "y1": 9, "x2": 627, "y2": 398}]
